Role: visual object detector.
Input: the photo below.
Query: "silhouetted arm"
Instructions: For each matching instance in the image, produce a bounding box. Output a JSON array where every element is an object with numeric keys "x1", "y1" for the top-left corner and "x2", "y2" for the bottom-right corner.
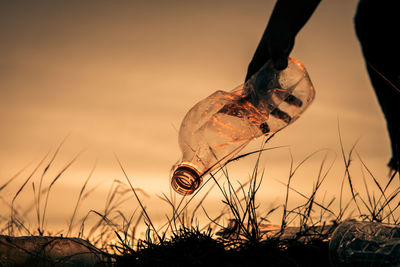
[{"x1": 246, "y1": 0, "x2": 321, "y2": 81}]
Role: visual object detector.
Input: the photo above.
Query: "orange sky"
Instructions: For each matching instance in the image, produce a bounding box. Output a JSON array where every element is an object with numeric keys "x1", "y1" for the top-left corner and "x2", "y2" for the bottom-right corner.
[{"x1": 0, "y1": 0, "x2": 395, "y2": 235}]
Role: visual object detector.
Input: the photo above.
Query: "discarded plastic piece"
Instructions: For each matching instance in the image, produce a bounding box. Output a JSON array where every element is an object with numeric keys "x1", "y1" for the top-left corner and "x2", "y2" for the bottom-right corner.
[
  {"x1": 0, "y1": 235, "x2": 110, "y2": 266},
  {"x1": 171, "y1": 58, "x2": 315, "y2": 195},
  {"x1": 329, "y1": 219, "x2": 400, "y2": 266}
]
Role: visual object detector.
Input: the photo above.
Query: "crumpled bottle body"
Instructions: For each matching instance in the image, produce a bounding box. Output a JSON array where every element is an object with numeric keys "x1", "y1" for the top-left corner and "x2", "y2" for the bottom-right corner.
[
  {"x1": 171, "y1": 58, "x2": 315, "y2": 195},
  {"x1": 329, "y1": 220, "x2": 400, "y2": 266}
]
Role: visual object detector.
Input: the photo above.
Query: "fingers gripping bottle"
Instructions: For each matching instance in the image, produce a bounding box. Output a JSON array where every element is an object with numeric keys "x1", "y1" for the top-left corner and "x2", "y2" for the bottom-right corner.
[{"x1": 171, "y1": 58, "x2": 315, "y2": 195}]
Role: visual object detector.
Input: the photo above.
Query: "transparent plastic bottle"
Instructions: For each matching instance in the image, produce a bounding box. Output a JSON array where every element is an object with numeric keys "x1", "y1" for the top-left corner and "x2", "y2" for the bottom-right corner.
[
  {"x1": 171, "y1": 57, "x2": 315, "y2": 195},
  {"x1": 329, "y1": 219, "x2": 400, "y2": 266}
]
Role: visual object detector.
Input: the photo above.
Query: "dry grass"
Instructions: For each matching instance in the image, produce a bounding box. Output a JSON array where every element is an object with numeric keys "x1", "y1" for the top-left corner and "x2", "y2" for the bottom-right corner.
[{"x1": 1, "y1": 130, "x2": 399, "y2": 266}]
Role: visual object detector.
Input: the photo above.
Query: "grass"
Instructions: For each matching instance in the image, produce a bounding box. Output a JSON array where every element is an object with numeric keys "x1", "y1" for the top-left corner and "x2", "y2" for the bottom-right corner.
[{"x1": 1, "y1": 131, "x2": 400, "y2": 267}]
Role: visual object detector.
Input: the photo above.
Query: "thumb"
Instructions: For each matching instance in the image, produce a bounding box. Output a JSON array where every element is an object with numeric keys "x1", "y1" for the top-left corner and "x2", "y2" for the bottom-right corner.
[
  {"x1": 272, "y1": 56, "x2": 288, "y2": 70},
  {"x1": 268, "y1": 37, "x2": 294, "y2": 70},
  {"x1": 269, "y1": 46, "x2": 288, "y2": 70}
]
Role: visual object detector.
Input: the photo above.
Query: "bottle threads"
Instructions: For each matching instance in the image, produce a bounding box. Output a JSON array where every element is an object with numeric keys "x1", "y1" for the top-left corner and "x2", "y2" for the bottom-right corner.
[{"x1": 171, "y1": 166, "x2": 201, "y2": 196}]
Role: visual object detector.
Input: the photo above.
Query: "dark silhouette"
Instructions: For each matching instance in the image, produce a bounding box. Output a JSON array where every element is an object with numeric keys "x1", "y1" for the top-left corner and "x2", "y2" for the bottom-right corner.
[{"x1": 246, "y1": 0, "x2": 400, "y2": 173}]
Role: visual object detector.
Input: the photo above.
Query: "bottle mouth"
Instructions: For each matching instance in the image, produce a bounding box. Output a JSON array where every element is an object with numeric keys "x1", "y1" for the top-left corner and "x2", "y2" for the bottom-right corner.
[{"x1": 171, "y1": 166, "x2": 201, "y2": 196}]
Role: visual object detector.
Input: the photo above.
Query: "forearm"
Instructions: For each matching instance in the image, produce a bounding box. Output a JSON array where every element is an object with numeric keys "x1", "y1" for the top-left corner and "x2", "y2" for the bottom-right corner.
[
  {"x1": 246, "y1": 0, "x2": 321, "y2": 79},
  {"x1": 267, "y1": 0, "x2": 321, "y2": 37}
]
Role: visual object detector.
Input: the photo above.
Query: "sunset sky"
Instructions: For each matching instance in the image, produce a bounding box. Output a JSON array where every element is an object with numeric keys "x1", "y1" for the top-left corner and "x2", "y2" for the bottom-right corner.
[{"x1": 0, "y1": 0, "x2": 394, "y2": 234}]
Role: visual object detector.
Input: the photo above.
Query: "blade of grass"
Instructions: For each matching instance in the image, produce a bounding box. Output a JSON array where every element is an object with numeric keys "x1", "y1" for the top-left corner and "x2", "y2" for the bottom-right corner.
[
  {"x1": 67, "y1": 159, "x2": 97, "y2": 236},
  {"x1": 12, "y1": 152, "x2": 49, "y2": 218},
  {"x1": 41, "y1": 150, "x2": 83, "y2": 231},
  {"x1": 37, "y1": 135, "x2": 69, "y2": 234},
  {"x1": 114, "y1": 154, "x2": 161, "y2": 243},
  {"x1": 0, "y1": 160, "x2": 33, "y2": 192}
]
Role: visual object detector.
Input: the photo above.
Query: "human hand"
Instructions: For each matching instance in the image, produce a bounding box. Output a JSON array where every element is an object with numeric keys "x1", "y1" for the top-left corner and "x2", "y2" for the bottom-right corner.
[
  {"x1": 245, "y1": 0, "x2": 321, "y2": 82},
  {"x1": 245, "y1": 28, "x2": 294, "y2": 82}
]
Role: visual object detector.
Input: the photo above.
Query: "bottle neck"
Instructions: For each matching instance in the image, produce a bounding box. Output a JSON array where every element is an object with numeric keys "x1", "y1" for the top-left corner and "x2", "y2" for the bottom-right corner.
[{"x1": 171, "y1": 165, "x2": 201, "y2": 196}]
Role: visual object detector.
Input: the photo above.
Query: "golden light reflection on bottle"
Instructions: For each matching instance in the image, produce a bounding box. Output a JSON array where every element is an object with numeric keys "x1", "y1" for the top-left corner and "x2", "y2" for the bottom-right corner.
[{"x1": 171, "y1": 58, "x2": 315, "y2": 195}]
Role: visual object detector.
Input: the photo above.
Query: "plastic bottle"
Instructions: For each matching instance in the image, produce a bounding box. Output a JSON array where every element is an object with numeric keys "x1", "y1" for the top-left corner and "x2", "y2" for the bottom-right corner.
[
  {"x1": 171, "y1": 57, "x2": 315, "y2": 195},
  {"x1": 329, "y1": 219, "x2": 400, "y2": 266}
]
